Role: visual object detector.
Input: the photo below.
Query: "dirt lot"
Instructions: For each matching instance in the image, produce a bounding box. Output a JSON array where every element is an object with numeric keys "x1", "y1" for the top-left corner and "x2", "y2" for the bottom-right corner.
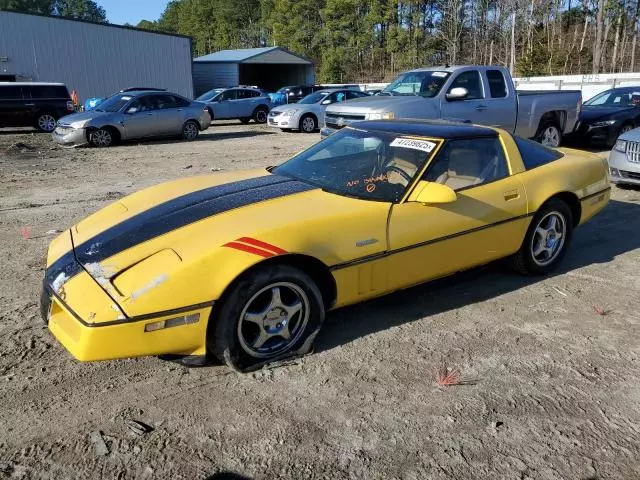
[{"x1": 1, "y1": 122, "x2": 639, "y2": 480}]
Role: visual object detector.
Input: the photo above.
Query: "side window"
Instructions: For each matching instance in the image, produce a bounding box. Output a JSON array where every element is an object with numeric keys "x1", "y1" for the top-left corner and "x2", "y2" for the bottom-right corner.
[
  {"x1": 423, "y1": 137, "x2": 508, "y2": 190},
  {"x1": 448, "y1": 71, "x2": 484, "y2": 100},
  {"x1": 29, "y1": 85, "x2": 68, "y2": 99},
  {"x1": 250, "y1": 90, "x2": 261, "y2": 98},
  {"x1": 220, "y1": 89, "x2": 237, "y2": 101},
  {"x1": 347, "y1": 90, "x2": 366, "y2": 99},
  {"x1": 236, "y1": 89, "x2": 250, "y2": 100},
  {"x1": 173, "y1": 96, "x2": 190, "y2": 107},
  {"x1": 335, "y1": 91, "x2": 346, "y2": 103},
  {"x1": 486, "y1": 70, "x2": 507, "y2": 98},
  {"x1": 154, "y1": 95, "x2": 178, "y2": 109},
  {"x1": 0, "y1": 86, "x2": 24, "y2": 100}
]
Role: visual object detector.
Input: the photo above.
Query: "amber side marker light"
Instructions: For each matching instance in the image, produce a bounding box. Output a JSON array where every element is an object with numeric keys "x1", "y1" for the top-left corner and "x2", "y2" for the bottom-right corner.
[{"x1": 144, "y1": 313, "x2": 200, "y2": 332}]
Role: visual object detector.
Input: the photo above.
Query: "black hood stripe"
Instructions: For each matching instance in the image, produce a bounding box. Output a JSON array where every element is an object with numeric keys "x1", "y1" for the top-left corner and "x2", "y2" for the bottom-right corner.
[{"x1": 46, "y1": 175, "x2": 316, "y2": 288}]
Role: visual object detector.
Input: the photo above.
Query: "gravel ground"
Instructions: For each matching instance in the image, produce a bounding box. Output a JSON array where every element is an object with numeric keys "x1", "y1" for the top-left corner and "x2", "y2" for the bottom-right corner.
[{"x1": 1, "y1": 122, "x2": 639, "y2": 480}]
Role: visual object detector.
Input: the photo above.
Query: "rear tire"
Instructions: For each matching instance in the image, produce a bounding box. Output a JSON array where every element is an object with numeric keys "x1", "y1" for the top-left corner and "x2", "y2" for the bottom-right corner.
[
  {"x1": 536, "y1": 123, "x2": 562, "y2": 148},
  {"x1": 36, "y1": 113, "x2": 57, "y2": 133},
  {"x1": 182, "y1": 120, "x2": 199, "y2": 141},
  {"x1": 89, "y1": 127, "x2": 114, "y2": 148},
  {"x1": 208, "y1": 265, "x2": 324, "y2": 371},
  {"x1": 253, "y1": 107, "x2": 269, "y2": 124},
  {"x1": 510, "y1": 198, "x2": 573, "y2": 275}
]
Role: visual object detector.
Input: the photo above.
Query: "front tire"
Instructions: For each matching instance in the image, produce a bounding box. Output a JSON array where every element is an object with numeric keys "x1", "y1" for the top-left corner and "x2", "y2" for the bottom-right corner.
[
  {"x1": 511, "y1": 199, "x2": 573, "y2": 275},
  {"x1": 182, "y1": 120, "x2": 199, "y2": 141},
  {"x1": 208, "y1": 265, "x2": 325, "y2": 370},
  {"x1": 536, "y1": 123, "x2": 562, "y2": 148},
  {"x1": 89, "y1": 127, "x2": 114, "y2": 147},
  {"x1": 299, "y1": 114, "x2": 317, "y2": 133},
  {"x1": 36, "y1": 113, "x2": 57, "y2": 133}
]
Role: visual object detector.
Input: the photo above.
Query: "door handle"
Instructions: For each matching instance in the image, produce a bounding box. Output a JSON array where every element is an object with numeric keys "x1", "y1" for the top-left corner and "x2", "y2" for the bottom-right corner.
[
  {"x1": 25, "y1": 103, "x2": 35, "y2": 106},
  {"x1": 504, "y1": 189, "x2": 520, "y2": 201},
  {"x1": 475, "y1": 105, "x2": 488, "y2": 111},
  {"x1": 147, "y1": 113, "x2": 154, "y2": 116}
]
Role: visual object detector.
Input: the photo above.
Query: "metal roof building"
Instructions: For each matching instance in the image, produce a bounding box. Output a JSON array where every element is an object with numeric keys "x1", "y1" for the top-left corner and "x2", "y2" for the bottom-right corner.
[
  {"x1": 193, "y1": 47, "x2": 314, "y2": 95},
  {"x1": 0, "y1": 10, "x2": 194, "y2": 101}
]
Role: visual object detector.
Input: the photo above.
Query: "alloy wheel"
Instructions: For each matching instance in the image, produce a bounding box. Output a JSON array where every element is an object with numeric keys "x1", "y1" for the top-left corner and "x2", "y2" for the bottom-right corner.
[
  {"x1": 541, "y1": 126, "x2": 560, "y2": 147},
  {"x1": 183, "y1": 122, "x2": 199, "y2": 140},
  {"x1": 92, "y1": 129, "x2": 112, "y2": 147},
  {"x1": 237, "y1": 282, "x2": 310, "y2": 358},
  {"x1": 530, "y1": 211, "x2": 567, "y2": 267},
  {"x1": 301, "y1": 116, "x2": 316, "y2": 133},
  {"x1": 38, "y1": 114, "x2": 56, "y2": 133},
  {"x1": 255, "y1": 110, "x2": 268, "y2": 123}
]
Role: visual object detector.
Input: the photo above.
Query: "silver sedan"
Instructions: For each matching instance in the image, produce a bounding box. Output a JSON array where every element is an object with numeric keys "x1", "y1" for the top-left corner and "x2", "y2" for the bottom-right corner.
[
  {"x1": 608, "y1": 127, "x2": 640, "y2": 186},
  {"x1": 52, "y1": 91, "x2": 211, "y2": 147},
  {"x1": 267, "y1": 88, "x2": 370, "y2": 133}
]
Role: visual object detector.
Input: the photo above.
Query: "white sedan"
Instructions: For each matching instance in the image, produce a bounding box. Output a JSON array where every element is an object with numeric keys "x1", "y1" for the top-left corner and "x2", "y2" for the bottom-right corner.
[{"x1": 267, "y1": 88, "x2": 370, "y2": 133}]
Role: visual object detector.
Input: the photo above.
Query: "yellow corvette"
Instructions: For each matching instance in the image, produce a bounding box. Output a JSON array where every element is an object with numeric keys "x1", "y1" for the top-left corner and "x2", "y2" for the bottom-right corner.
[{"x1": 41, "y1": 120, "x2": 610, "y2": 370}]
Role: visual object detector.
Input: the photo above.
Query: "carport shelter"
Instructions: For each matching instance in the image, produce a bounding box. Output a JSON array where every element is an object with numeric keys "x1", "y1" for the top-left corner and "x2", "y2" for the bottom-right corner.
[{"x1": 192, "y1": 47, "x2": 315, "y2": 96}]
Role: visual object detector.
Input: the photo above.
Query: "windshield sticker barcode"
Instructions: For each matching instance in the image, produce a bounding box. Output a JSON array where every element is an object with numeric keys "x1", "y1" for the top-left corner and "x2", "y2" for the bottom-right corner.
[
  {"x1": 390, "y1": 137, "x2": 437, "y2": 153},
  {"x1": 431, "y1": 72, "x2": 448, "y2": 78}
]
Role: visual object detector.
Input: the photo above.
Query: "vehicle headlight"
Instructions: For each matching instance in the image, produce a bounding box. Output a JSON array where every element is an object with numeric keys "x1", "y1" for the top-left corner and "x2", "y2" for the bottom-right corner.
[
  {"x1": 591, "y1": 119, "x2": 617, "y2": 127},
  {"x1": 366, "y1": 112, "x2": 394, "y2": 120},
  {"x1": 282, "y1": 109, "x2": 298, "y2": 116},
  {"x1": 614, "y1": 139, "x2": 627, "y2": 153}
]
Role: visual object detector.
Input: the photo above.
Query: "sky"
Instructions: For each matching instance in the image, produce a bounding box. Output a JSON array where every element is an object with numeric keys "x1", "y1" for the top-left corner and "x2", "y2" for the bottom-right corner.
[{"x1": 100, "y1": 0, "x2": 169, "y2": 26}]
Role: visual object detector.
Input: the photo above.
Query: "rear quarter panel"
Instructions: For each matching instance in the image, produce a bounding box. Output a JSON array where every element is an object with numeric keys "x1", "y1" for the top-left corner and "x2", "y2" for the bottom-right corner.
[
  {"x1": 516, "y1": 91, "x2": 581, "y2": 137},
  {"x1": 514, "y1": 146, "x2": 609, "y2": 224}
]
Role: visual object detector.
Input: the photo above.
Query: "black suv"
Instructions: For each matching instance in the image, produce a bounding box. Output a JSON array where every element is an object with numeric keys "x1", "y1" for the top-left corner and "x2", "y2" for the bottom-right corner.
[
  {"x1": 276, "y1": 85, "x2": 326, "y2": 103},
  {"x1": 0, "y1": 83, "x2": 74, "y2": 132}
]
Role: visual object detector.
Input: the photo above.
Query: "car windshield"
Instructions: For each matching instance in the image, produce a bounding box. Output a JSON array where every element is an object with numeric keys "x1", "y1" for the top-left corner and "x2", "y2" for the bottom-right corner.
[
  {"x1": 298, "y1": 91, "x2": 330, "y2": 104},
  {"x1": 197, "y1": 89, "x2": 224, "y2": 101},
  {"x1": 381, "y1": 71, "x2": 451, "y2": 97},
  {"x1": 94, "y1": 94, "x2": 133, "y2": 112},
  {"x1": 585, "y1": 89, "x2": 640, "y2": 107},
  {"x1": 272, "y1": 128, "x2": 441, "y2": 202}
]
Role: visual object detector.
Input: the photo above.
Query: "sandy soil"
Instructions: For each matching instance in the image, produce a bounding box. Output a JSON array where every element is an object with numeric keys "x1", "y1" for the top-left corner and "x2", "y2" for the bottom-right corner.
[{"x1": 1, "y1": 122, "x2": 639, "y2": 480}]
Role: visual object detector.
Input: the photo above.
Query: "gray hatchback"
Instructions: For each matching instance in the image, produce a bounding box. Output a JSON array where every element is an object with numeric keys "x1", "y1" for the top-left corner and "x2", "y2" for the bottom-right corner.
[
  {"x1": 197, "y1": 87, "x2": 271, "y2": 124},
  {"x1": 52, "y1": 91, "x2": 211, "y2": 147}
]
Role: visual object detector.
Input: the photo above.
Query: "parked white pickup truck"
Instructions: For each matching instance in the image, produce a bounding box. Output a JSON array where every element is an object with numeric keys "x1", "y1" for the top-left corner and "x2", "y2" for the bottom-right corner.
[{"x1": 321, "y1": 65, "x2": 582, "y2": 147}]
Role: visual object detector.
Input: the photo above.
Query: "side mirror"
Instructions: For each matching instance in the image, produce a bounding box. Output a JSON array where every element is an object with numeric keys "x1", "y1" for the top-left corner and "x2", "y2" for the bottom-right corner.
[
  {"x1": 445, "y1": 87, "x2": 469, "y2": 101},
  {"x1": 321, "y1": 99, "x2": 331, "y2": 105},
  {"x1": 126, "y1": 107, "x2": 138, "y2": 114},
  {"x1": 409, "y1": 181, "x2": 457, "y2": 204}
]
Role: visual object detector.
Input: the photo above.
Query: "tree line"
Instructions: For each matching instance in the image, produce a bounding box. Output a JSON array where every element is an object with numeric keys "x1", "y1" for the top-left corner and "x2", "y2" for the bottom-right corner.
[
  {"x1": 136, "y1": 0, "x2": 640, "y2": 82},
  {"x1": 0, "y1": 0, "x2": 106, "y2": 21},
  {"x1": 3, "y1": 0, "x2": 640, "y2": 82}
]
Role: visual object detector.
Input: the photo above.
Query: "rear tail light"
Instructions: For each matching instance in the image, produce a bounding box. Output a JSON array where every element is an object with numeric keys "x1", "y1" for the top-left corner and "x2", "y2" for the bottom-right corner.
[{"x1": 66, "y1": 101, "x2": 74, "y2": 112}]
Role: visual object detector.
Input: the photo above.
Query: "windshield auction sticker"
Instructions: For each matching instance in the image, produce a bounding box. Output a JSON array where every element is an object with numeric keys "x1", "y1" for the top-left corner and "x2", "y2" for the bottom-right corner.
[{"x1": 390, "y1": 137, "x2": 437, "y2": 153}]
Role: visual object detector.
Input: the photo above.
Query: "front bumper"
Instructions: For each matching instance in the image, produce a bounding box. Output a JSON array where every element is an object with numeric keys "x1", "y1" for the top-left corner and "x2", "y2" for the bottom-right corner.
[
  {"x1": 51, "y1": 126, "x2": 88, "y2": 146},
  {"x1": 608, "y1": 148, "x2": 640, "y2": 185},
  {"x1": 41, "y1": 234, "x2": 211, "y2": 361},
  {"x1": 267, "y1": 112, "x2": 300, "y2": 129},
  {"x1": 569, "y1": 122, "x2": 617, "y2": 146},
  {"x1": 42, "y1": 284, "x2": 211, "y2": 361}
]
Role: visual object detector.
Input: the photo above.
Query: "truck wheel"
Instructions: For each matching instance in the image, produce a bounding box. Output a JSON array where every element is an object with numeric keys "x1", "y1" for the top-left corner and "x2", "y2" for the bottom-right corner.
[
  {"x1": 208, "y1": 264, "x2": 325, "y2": 371},
  {"x1": 510, "y1": 198, "x2": 573, "y2": 275},
  {"x1": 536, "y1": 123, "x2": 562, "y2": 148}
]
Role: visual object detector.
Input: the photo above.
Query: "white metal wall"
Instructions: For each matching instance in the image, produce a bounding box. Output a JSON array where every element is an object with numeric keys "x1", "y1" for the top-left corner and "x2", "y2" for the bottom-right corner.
[
  {"x1": 513, "y1": 72, "x2": 640, "y2": 101},
  {"x1": 0, "y1": 11, "x2": 194, "y2": 100},
  {"x1": 192, "y1": 63, "x2": 239, "y2": 96}
]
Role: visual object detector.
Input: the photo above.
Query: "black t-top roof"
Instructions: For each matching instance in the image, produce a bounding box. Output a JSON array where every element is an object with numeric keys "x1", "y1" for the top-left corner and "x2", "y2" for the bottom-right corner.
[{"x1": 351, "y1": 119, "x2": 498, "y2": 139}]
